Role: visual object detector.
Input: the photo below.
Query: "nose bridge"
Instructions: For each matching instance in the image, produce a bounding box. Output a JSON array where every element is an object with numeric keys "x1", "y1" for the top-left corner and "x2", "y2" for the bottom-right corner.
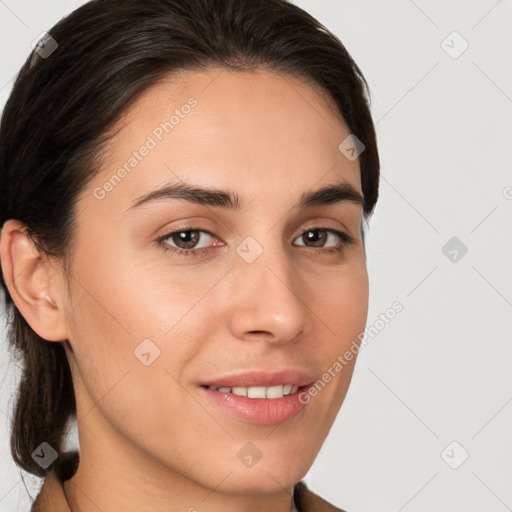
[{"x1": 228, "y1": 231, "x2": 310, "y2": 342}]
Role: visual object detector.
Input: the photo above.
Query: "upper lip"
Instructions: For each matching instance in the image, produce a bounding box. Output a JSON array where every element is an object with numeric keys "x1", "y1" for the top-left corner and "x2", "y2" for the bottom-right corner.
[{"x1": 199, "y1": 369, "x2": 316, "y2": 388}]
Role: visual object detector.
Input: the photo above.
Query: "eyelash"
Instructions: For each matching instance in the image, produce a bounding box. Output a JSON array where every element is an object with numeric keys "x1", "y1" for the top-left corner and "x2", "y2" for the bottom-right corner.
[{"x1": 155, "y1": 225, "x2": 356, "y2": 258}]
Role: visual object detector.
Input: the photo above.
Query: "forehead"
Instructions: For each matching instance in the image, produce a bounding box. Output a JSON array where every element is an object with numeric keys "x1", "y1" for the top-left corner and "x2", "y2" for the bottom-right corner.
[{"x1": 85, "y1": 68, "x2": 362, "y2": 215}]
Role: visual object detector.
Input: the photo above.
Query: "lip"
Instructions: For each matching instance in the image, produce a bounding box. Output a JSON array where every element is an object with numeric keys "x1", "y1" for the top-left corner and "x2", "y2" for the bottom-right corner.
[
  {"x1": 199, "y1": 385, "x2": 311, "y2": 425},
  {"x1": 198, "y1": 369, "x2": 316, "y2": 388},
  {"x1": 198, "y1": 369, "x2": 316, "y2": 426}
]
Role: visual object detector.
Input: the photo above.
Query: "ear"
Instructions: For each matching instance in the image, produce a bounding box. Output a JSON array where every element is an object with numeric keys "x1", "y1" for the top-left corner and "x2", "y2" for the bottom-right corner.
[{"x1": 0, "y1": 219, "x2": 68, "y2": 341}]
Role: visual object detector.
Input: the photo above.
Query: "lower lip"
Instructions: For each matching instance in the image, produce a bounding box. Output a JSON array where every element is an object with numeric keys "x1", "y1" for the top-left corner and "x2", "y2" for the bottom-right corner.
[{"x1": 199, "y1": 386, "x2": 310, "y2": 425}]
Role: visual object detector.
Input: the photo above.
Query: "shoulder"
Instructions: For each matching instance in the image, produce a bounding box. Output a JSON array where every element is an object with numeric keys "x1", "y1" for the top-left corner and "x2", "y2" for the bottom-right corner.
[
  {"x1": 31, "y1": 451, "x2": 79, "y2": 512},
  {"x1": 294, "y1": 480, "x2": 349, "y2": 512}
]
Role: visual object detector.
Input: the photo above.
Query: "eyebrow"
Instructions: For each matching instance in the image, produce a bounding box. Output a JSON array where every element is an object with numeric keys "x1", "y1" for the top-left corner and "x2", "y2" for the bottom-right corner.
[{"x1": 128, "y1": 179, "x2": 364, "y2": 212}]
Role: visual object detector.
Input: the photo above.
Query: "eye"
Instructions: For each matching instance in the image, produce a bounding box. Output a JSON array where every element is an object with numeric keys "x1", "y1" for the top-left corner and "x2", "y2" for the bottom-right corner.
[
  {"x1": 156, "y1": 226, "x2": 355, "y2": 258},
  {"x1": 293, "y1": 228, "x2": 355, "y2": 254},
  {"x1": 157, "y1": 227, "x2": 218, "y2": 258}
]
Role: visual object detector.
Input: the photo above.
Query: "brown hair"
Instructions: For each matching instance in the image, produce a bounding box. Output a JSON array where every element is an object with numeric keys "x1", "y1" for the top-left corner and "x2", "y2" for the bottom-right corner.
[{"x1": 0, "y1": 0, "x2": 379, "y2": 478}]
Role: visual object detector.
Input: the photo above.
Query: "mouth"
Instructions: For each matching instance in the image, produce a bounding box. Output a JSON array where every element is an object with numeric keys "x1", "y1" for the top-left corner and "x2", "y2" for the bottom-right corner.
[
  {"x1": 198, "y1": 369, "x2": 315, "y2": 425},
  {"x1": 202, "y1": 383, "x2": 301, "y2": 399}
]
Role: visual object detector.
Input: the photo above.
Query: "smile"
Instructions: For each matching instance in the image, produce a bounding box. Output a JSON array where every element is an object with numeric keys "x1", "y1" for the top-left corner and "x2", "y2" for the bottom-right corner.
[{"x1": 206, "y1": 384, "x2": 299, "y2": 399}]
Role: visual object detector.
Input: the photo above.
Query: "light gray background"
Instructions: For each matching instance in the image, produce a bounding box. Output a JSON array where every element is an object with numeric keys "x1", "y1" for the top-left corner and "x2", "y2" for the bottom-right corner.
[{"x1": 1, "y1": 1, "x2": 511, "y2": 511}]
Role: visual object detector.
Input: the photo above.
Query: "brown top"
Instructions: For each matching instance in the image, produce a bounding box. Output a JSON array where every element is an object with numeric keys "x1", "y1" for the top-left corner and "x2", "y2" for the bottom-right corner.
[{"x1": 30, "y1": 451, "x2": 346, "y2": 512}]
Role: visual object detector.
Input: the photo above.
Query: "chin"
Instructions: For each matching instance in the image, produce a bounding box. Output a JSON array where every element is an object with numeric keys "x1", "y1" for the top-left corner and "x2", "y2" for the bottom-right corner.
[{"x1": 219, "y1": 470, "x2": 305, "y2": 495}]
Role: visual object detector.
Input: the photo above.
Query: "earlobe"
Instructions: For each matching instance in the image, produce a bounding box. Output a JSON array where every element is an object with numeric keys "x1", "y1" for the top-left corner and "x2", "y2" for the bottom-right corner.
[{"x1": 0, "y1": 219, "x2": 68, "y2": 342}]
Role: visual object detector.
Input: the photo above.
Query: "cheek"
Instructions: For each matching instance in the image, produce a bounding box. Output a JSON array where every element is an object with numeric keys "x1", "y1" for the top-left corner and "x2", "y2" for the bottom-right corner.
[
  {"x1": 63, "y1": 248, "x2": 204, "y2": 390},
  {"x1": 63, "y1": 282, "x2": 132, "y2": 406},
  {"x1": 315, "y1": 260, "x2": 369, "y2": 343},
  {"x1": 310, "y1": 261, "x2": 368, "y2": 396},
  {"x1": 63, "y1": 275, "x2": 193, "y2": 443}
]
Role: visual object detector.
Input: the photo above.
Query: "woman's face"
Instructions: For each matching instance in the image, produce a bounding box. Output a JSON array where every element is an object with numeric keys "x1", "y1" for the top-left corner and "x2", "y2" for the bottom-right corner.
[{"x1": 60, "y1": 68, "x2": 368, "y2": 494}]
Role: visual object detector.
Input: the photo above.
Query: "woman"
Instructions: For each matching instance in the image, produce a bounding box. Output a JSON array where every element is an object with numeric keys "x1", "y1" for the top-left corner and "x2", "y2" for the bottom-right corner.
[{"x1": 0, "y1": 0, "x2": 379, "y2": 510}]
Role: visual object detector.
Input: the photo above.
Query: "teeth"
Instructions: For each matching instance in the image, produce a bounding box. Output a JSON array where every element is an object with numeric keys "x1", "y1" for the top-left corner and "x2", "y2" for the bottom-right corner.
[
  {"x1": 266, "y1": 385, "x2": 284, "y2": 399},
  {"x1": 231, "y1": 386, "x2": 248, "y2": 396},
  {"x1": 208, "y1": 384, "x2": 299, "y2": 399},
  {"x1": 248, "y1": 386, "x2": 267, "y2": 398}
]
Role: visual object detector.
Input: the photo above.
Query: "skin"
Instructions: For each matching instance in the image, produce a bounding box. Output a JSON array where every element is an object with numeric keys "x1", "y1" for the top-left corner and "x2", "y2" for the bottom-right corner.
[{"x1": 1, "y1": 68, "x2": 369, "y2": 512}]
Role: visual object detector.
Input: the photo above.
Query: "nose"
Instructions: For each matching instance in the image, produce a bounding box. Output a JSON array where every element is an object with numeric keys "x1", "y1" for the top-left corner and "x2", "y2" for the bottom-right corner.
[{"x1": 227, "y1": 242, "x2": 312, "y2": 345}]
